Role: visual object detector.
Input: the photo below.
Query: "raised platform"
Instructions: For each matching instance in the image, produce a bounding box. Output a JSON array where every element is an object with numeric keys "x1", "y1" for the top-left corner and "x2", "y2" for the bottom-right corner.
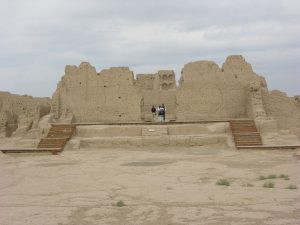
[
  {"x1": 77, "y1": 135, "x2": 229, "y2": 148},
  {"x1": 2, "y1": 120, "x2": 299, "y2": 152},
  {"x1": 69, "y1": 122, "x2": 232, "y2": 149}
]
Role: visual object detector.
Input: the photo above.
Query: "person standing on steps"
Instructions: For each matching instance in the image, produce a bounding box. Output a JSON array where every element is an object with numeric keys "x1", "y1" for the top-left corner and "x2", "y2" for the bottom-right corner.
[
  {"x1": 158, "y1": 105, "x2": 164, "y2": 123},
  {"x1": 162, "y1": 104, "x2": 166, "y2": 122},
  {"x1": 156, "y1": 105, "x2": 160, "y2": 120},
  {"x1": 151, "y1": 105, "x2": 156, "y2": 122}
]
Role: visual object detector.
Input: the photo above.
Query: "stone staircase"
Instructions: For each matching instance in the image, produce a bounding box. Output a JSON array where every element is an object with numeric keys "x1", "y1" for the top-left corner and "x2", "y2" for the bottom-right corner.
[
  {"x1": 230, "y1": 120, "x2": 263, "y2": 147},
  {"x1": 1, "y1": 124, "x2": 75, "y2": 154},
  {"x1": 46, "y1": 124, "x2": 75, "y2": 139},
  {"x1": 142, "y1": 126, "x2": 168, "y2": 136},
  {"x1": 37, "y1": 124, "x2": 75, "y2": 150},
  {"x1": 37, "y1": 138, "x2": 68, "y2": 149}
]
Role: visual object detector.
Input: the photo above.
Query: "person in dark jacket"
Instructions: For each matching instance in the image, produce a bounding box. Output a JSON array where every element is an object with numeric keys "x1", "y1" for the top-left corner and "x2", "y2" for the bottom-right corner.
[{"x1": 151, "y1": 105, "x2": 156, "y2": 121}]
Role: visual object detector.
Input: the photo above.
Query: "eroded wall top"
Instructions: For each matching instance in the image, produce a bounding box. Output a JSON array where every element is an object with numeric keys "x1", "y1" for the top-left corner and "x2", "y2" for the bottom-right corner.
[
  {"x1": 52, "y1": 62, "x2": 141, "y2": 122},
  {"x1": 0, "y1": 92, "x2": 50, "y2": 137},
  {"x1": 50, "y1": 55, "x2": 299, "y2": 128},
  {"x1": 176, "y1": 55, "x2": 267, "y2": 120}
]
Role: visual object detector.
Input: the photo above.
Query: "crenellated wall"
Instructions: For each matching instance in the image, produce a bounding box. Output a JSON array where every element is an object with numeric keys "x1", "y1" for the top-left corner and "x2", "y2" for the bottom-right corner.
[
  {"x1": 262, "y1": 90, "x2": 300, "y2": 137},
  {"x1": 48, "y1": 55, "x2": 299, "y2": 137},
  {"x1": 1, "y1": 54, "x2": 299, "y2": 141},
  {"x1": 52, "y1": 63, "x2": 142, "y2": 123},
  {"x1": 175, "y1": 56, "x2": 266, "y2": 120}
]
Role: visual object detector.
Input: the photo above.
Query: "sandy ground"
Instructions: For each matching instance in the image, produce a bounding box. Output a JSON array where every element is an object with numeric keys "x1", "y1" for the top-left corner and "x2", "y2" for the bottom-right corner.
[{"x1": 0, "y1": 145, "x2": 300, "y2": 225}]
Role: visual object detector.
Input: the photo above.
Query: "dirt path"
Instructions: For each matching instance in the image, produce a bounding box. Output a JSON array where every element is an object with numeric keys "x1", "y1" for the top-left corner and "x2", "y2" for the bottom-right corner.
[{"x1": 0, "y1": 145, "x2": 299, "y2": 225}]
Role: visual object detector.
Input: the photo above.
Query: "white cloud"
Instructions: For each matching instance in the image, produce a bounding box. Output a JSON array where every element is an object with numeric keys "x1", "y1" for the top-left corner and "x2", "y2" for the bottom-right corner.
[{"x1": 0, "y1": 0, "x2": 299, "y2": 96}]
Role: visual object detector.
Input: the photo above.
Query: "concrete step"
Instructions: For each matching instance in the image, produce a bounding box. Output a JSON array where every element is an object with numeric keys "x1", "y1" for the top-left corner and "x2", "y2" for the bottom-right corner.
[
  {"x1": 38, "y1": 145, "x2": 66, "y2": 148},
  {"x1": 231, "y1": 124, "x2": 255, "y2": 126},
  {"x1": 234, "y1": 135, "x2": 261, "y2": 138},
  {"x1": 235, "y1": 139, "x2": 262, "y2": 142},
  {"x1": 231, "y1": 125, "x2": 256, "y2": 128},
  {"x1": 47, "y1": 133, "x2": 73, "y2": 137},
  {"x1": 230, "y1": 121, "x2": 255, "y2": 124},
  {"x1": 231, "y1": 126, "x2": 256, "y2": 128},
  {"x1": 39, "y1": 138, "x2": 67, "y2": 141},
  {"x1": 233, "y1": 132, "x2": 260, "y2": 135},
  {"x1": 38, "y1": 142, "x2": 66, "y2": 145},
  {"x1": 236, "y1": 143, "x2": 263, "y2": 146},
  {"x1": 232, "y1": 129, "x2": 258, "y2": 132},
  {"x1": 235, "y1": 141, "x2": 262, "y2": 145},
  {"x1": 235, "y1": 141, "x2": 262, "y2": 143},
  {"x1": 38, "y1": 145, "x2": 65, "y2": 148},
  {"x1": 231, "y1": 126, "x2": 257, "y2": 128},
  {"x1": 230, "y1": 120, "x2": 255, "y2": 123},
  {"x1": 234, "y1": 138, "x2": 262, "y2": 141},
  {"x1": 38, "y1": 143, "x2": 66, "y2": 146},
  {"x1": 234, "y1": 137, "x2": 262, "y2": 140},
  {"x1": 234, "y1": 135, "x2": 261, "y2": 137},
  {"x1": 231, "y1": 125, "x2": 255, "y2": 127},
  {"x1": 234, "y1": 139, "x2": 262, "y2": 142}
]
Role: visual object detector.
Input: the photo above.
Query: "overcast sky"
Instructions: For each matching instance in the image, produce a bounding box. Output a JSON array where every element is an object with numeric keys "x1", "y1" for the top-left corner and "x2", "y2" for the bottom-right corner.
[{"x1": 0, "y1": 0, "x2": 299, "y2": 97}]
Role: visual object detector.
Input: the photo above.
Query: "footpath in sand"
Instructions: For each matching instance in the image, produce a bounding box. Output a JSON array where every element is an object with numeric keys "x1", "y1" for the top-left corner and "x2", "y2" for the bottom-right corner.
[{"x1": 0, "y1": 146, "x2": 300, "y2": 225}]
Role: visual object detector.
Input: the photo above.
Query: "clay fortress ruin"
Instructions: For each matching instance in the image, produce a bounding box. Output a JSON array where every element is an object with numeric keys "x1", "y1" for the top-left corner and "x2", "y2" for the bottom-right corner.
[{"x1": 1, "y1": 55, "x2": 300, "y2": 152}]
